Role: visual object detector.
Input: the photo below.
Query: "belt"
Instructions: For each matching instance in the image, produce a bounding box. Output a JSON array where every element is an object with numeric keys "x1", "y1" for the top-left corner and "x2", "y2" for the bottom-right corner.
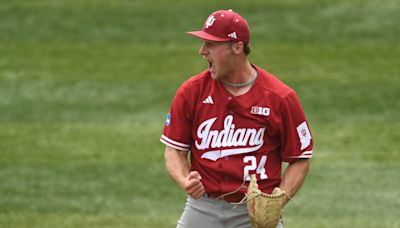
[{"x1": 206, "y1": 192, "x2": 246, "y2": 203}]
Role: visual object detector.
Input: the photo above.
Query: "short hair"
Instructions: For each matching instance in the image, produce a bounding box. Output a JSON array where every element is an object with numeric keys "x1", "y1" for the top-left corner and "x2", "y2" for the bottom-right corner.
[
  {"x1": 243, "y1": 43, "x2": 251, "y2": 55},
  {"x1": 229, "y1": 41, "x2": 251, "y2": 55}
]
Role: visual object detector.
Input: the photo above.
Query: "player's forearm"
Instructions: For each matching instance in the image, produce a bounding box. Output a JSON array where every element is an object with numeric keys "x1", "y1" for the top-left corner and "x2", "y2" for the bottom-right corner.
[
  {"x1": 164, "y1": 146, "x2": 190, "y2": 189},
  {"x1": 279, "y1": 158, "x2": 310, "y2": 205}
]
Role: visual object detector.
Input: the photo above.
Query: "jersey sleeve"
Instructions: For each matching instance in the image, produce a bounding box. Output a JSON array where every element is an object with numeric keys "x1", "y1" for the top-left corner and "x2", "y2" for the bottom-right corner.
[
  {"x1": 160, "y1": 86, "x2": 193, "y2": 151},
  {"x1": 279, "y1": 91, "x2": 313, "y2": 163}
]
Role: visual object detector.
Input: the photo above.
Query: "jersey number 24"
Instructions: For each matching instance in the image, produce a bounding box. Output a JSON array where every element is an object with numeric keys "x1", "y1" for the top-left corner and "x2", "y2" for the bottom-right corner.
[{"x1": 243, "y1": 155, "x2": 268, "y2": 181}]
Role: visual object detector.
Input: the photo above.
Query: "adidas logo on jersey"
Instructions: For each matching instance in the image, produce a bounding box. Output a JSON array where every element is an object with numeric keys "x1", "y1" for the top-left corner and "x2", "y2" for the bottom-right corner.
[
  {"x1": 227, "y1": 32, "x2": 237, "y2": 39},
  {"x1": 202, "y1": 96, "x2": 214, "y2": 104}
]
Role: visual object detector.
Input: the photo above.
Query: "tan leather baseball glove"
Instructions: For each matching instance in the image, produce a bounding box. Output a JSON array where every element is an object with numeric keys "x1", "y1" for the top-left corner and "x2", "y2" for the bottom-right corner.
[{"x1": 246, "y1": 174, "x2": 286, "y2": 228}]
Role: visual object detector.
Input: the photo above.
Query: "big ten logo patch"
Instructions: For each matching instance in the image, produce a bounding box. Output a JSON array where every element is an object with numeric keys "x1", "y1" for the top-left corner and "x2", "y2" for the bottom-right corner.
[{"x1": 251, "y1": 106, "x2": 270, "y2": 117}]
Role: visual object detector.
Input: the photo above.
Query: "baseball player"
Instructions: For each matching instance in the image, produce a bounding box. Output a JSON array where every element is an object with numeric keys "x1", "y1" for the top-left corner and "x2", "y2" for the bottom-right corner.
[{"x1": 161, "y1": 9, "x2": 313, "y2": 228}]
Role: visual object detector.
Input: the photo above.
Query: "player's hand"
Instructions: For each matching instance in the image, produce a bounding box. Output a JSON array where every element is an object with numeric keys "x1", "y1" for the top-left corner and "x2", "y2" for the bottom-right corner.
[{"x1": 183, "y1": 171, "x2": 205, "y2": 199}]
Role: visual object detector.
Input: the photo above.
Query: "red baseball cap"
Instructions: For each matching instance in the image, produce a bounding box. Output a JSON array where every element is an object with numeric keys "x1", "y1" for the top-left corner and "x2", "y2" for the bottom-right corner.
[{"x1": 186, "y1": 9, "x2": 250, "y2": 43}]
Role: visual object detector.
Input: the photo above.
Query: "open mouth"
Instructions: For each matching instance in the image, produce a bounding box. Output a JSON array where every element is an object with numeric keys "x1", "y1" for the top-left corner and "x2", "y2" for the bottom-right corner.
[
  {"x1": 207, "y1": 60, "x2": 213, "y2": 71},
  {"x1": 204, "y1": 57, "x2": 215, "y2": 75}
]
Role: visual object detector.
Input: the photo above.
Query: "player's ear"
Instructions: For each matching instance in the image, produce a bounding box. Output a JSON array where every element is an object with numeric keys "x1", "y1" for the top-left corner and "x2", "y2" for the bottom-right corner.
[{"x1": 231, "y1": 41, "x2": 244, "y2": 55}]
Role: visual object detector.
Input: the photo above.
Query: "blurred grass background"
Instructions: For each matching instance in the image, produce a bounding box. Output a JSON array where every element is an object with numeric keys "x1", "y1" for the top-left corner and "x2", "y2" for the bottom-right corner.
[{"x1": 0, "y1": 0, "x2": 399, "y2": 227}]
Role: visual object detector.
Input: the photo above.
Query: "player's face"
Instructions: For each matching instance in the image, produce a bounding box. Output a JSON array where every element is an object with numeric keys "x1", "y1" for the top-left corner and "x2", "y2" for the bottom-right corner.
[{"x1": 199, "y1": 40, "x2": 234, "y2": 80}]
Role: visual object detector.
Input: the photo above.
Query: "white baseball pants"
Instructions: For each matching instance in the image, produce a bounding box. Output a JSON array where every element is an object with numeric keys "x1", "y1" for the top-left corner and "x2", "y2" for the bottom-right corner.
[{"x1": 176, "y1": 195, "x2": 284, "y2": 228}]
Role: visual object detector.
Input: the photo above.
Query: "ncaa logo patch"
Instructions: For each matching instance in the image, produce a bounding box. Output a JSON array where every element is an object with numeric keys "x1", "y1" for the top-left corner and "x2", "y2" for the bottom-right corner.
[{"x1": 165, "y1": 113, "x2": 171, "y2": 126}]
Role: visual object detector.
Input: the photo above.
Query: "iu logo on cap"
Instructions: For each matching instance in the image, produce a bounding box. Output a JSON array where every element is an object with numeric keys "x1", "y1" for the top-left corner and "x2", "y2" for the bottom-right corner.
[{"x1": 205, "y1": 16, "x2": 216, "y2": 28}]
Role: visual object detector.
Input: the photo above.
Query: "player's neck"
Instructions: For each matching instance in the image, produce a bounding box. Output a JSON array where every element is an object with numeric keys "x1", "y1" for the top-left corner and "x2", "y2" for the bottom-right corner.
[{"x1": 220, "y1": 62, "x2": 257, "y2": 96}]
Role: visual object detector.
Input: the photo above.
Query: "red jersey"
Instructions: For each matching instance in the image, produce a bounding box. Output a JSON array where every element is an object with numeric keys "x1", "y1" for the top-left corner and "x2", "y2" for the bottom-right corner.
[{"x1": 161, "y1": 65, "x2": 313, "y2": 202}]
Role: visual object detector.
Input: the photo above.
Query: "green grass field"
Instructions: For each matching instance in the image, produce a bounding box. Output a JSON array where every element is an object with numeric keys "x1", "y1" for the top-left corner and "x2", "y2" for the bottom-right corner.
[{"x1": 0, "y1": 0, "x2": 399, "y2": 227}]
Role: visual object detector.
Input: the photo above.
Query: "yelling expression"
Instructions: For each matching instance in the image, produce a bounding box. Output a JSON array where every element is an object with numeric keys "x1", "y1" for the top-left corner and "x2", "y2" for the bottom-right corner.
[{"x1": 198, "y1": 40, "x2": 235, "y2": 80}]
